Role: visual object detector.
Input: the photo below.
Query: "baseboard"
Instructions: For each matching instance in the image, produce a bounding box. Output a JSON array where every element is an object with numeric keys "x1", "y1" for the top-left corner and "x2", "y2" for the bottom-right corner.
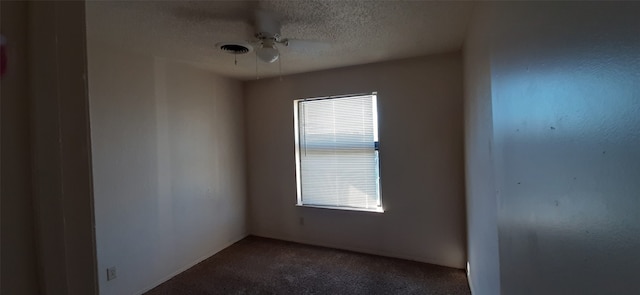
[
  {"x1": 250, "y1": 230, "x2": 464, "y2": 270},
  {"x1": 466, "y1": 261, "x2": 475, "y2": 294},
  {"x1": 134, "y1": 232, "x2": 249, "y2": 295}
]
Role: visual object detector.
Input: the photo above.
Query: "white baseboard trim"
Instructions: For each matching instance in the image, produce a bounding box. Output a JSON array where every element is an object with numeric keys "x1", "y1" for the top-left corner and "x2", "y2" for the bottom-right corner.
[
  {"x1": 467, "y1": 261, "x2": 475, "y2": 294},
  {"x1": 250, "y1": 230, "x2": 464, "y2": 270},
  {"x1": 134, "y1": 233, "x2": 249, "y2": 295}
]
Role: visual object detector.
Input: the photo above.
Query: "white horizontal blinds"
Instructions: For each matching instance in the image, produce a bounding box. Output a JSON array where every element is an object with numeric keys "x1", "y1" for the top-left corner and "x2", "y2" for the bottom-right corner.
[{"x1": 298, "y1": 95, "x2": 379, "y2": 209}]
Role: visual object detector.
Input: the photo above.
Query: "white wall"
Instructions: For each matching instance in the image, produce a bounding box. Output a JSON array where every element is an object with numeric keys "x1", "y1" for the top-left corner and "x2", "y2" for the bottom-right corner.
[
  {"x1": 29, "y1": 2, "x2": 99, "y2": 293},
  {"x1": 1, "y1": 2, "x2": 39, "y2": 293},
  {"x1": 466, "y1": 2, "x2": 640, "y2": 294},
  {"x1": 244, "y1": 53, "x2": 467, "y2": 269},
  {"x1": 87, "y1": 42, "x2": 247, "y2": 294},
  {"x1": 462, "y1": 3, "x2": 501, "y2": 295},
  {"x1": 2, "y1": 2, "x2": 98, "y2": 294}
]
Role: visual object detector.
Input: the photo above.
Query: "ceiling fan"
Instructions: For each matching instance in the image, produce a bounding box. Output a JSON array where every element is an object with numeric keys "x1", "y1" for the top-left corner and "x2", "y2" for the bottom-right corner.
[{"x1": 216, "y1": 9, "x2": 331, "y2": 64}]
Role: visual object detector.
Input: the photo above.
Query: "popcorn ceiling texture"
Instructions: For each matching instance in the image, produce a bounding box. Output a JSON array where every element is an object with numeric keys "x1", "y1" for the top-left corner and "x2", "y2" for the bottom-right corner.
[{"x1": 86, "y1": 1, "x2": 473, "y2": 80}]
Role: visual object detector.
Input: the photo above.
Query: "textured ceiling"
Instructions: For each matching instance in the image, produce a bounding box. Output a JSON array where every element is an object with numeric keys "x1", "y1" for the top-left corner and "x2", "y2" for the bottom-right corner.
[{"x1": 86, "y1": 1, "x2": 474, "y2": 80}]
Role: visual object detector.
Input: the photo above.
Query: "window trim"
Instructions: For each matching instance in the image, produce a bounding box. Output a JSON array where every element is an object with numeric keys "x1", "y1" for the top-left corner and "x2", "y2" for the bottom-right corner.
[{"x1": 293, "y1": 92, "x2": 383, "y2": 213}]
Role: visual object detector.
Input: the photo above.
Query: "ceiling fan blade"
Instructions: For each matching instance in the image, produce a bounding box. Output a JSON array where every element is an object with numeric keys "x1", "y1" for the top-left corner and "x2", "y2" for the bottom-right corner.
[
  {"x1": 284, "y1": 39, "x2": 332, "y2": 52},
  {"x1": 171, "y1": 4, "x2": 257, "y2": 41},
  {"x1": 171, "y1": 1, "x2": 257, "y2": 23},
  {"x1": 254, "y1": 9, "x2": 281, "y2": 36}
]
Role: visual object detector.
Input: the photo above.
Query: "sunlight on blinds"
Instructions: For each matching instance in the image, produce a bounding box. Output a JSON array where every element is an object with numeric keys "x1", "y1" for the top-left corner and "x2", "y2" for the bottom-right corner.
[{"x1": 295, "y1": 94, "x2": 381, "y2": 211}]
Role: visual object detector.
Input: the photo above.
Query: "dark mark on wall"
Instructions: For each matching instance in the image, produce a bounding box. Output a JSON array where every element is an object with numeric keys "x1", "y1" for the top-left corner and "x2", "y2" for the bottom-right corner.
[{"x1": 550, "y1": 126, "x2": 556, "y2": 130}]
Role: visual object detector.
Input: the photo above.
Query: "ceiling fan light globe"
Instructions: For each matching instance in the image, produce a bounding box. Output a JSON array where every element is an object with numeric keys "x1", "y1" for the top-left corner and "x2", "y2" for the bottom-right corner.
[{"x1": 256, "y1": 47, "x2": 279, "y2": 63}]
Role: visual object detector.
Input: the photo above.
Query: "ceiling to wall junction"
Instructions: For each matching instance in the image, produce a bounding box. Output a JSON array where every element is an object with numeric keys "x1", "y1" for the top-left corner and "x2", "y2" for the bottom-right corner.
[{"x1": 86, "y1": 1, "x2": 474, "y2": 80}]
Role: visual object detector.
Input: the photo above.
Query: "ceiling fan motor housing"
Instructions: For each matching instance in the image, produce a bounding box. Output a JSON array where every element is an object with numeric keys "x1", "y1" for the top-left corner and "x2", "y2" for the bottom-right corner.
[{"x1": 256, "y1": 32, "x2": 281, "y2": 42}]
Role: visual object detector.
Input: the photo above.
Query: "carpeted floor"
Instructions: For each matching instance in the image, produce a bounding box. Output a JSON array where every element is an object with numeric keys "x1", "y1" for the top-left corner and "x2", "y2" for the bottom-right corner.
[{"x1": 145, "y1": 236, "x2": 471, "y2": 295}]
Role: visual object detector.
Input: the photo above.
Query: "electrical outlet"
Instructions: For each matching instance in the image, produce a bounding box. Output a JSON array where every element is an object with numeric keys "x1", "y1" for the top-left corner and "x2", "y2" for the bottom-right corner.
[{"x1": 107, "y1": 267, "x2": 117, "y2": 281}]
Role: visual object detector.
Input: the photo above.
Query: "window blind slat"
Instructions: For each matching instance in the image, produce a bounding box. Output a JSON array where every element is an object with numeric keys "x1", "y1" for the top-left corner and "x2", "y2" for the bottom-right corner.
[{"x1": 297, "y1": 94, "x2": 380, "y2": 210}]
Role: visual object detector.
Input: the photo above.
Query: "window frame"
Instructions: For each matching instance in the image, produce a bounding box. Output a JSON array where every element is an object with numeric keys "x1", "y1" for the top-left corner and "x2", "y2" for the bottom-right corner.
[{"x1": 293, "y1": 92, "x2": 383, "y2": 213}]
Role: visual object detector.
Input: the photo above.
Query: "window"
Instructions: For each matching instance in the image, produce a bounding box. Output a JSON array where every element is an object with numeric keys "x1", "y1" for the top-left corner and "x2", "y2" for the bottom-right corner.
[{"x1": 294, "y1": 93, "x2": 382, "y2": 212}]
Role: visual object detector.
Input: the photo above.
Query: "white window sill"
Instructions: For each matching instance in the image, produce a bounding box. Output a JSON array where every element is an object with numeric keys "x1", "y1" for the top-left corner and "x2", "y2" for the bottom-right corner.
[{"x1": 296, "y1": 204, "x2": 384, "y2": 213}]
